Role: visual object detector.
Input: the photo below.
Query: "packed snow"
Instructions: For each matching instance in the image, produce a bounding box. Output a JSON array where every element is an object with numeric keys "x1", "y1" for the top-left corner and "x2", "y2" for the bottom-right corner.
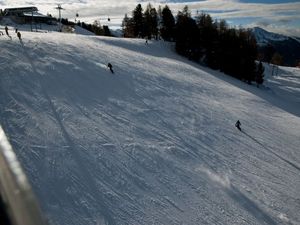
[{"x1": 0, "y1": 28, "x2": 300, "y2": 225}]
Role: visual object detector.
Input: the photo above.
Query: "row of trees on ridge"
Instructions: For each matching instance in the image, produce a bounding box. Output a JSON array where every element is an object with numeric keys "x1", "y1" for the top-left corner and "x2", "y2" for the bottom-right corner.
[{"x1": 122, "y1": 4, "x2": 264, "y2": 86}]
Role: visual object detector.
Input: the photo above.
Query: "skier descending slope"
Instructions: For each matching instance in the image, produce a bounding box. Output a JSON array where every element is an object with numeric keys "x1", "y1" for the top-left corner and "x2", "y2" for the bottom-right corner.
[
  {"x1": 4, "y1": 26, "x2": 12, "y2": 40},
  {"x1": 107, "y1": 63, "x2": 114, "y2": 74},
  {"x1": 4, "y1": 26, "x2": 9, "y2": 36},
  {"x1": 17, "y1": 32, "x2": 22, "y2": 41},
  {"x1": 235, "y1": 120, "x2": 241, "y2": 131}
]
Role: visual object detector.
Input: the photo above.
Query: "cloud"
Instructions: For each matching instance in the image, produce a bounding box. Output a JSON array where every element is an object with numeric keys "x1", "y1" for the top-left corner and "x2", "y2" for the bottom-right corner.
[
  {"x1": 1, "y1": 0, "x2": 299, "y2": 36},
  {"x1": 246, "y1": 22, "x2": 300, "y2": 37}
]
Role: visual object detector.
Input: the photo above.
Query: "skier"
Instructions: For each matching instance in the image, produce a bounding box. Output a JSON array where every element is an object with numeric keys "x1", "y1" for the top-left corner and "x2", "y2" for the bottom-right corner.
[
  {"x1": 235, "y1": 120, "x2": 241, "y2": 131},
  {"x1": 4, "y1": 26, "x2": 12, "y2": 40},
  {"x1": 17, "y1": 31, "x2": 21, "y2": 40},
  {"x1": 107, "y1": 63, "x2": 114, "y2": 74},
  {"x1": 4, "y1": 26, "x2": 9, "y2": 36}
]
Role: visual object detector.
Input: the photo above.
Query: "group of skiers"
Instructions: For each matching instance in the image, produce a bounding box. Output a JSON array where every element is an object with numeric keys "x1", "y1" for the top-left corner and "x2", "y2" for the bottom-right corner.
[{"x1": 1, "y1": 26, "x2": 22, "y2": 41}]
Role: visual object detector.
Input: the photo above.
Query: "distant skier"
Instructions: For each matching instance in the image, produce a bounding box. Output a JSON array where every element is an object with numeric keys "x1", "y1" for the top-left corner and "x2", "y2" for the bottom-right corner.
[
  {"x1": 4, "y1": 26, "x2": 12, "y2": 40},
  {"x1": 4, "y1": 26, "x2": 9, "y2": 36},
  {"x1": 17, "y1": 31, "x2": 21, "y2": 40},
  {"x1": 235, "y1": 120, "x2": 241, "y2": 131},
  {"x1": 107, "y1": 63, "x2": 114, "y2": 74}
]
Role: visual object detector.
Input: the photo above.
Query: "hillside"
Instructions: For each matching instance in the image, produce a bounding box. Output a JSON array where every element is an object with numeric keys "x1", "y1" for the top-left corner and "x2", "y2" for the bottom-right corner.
[{"x1": 0, "y1": 30, "x2": 300, "y2": 225}]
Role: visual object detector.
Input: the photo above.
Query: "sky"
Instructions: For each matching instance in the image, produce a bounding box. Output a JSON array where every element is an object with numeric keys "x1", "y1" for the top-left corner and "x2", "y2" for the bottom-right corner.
[{"x1": 1, "y1": 0, "x2": 300, "y2": 36}]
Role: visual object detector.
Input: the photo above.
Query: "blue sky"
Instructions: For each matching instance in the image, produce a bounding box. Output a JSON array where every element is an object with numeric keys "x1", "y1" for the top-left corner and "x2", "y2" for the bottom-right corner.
[{"x1": 1, "y1": 0, "x2": 300, "y2": 36}]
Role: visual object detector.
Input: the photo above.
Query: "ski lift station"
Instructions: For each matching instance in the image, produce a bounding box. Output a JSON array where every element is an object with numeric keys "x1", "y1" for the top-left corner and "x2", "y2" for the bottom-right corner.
[{"x1": 2, "y1": 6, "x2": 55, "y2": 25}]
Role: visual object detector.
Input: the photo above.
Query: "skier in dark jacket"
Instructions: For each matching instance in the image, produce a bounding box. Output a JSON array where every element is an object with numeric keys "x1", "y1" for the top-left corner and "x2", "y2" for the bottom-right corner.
[
  {"x1": 5, "y1": 26, "x2": 9, "y2": 36},
  {"x1": 107, "y1": 63, "x2": 114, "y2": 74},
  {"x1": 4, "y1": 26, "x2": 12, "y2": 40},
  {"x1": 17, "y1": 31, "x2": 21, "y2": 40},
  {"x1": 235, "y1": 120, "x2": 241, "y2": 131}
]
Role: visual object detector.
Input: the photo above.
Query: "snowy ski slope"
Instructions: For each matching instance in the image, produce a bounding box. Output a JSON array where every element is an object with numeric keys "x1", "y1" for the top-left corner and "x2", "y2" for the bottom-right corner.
[{"x1": 0, "y1": 30, "x2": 300, "y2": 225}]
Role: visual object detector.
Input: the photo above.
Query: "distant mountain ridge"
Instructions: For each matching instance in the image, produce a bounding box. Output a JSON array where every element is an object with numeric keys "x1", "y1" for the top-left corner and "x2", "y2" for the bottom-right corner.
[
  {"x1": 252, "y1": 27, "x2": 289, "y2": 44},
  {"x1": 251, "y1": 27, "x2": 300, "y2": 66}
]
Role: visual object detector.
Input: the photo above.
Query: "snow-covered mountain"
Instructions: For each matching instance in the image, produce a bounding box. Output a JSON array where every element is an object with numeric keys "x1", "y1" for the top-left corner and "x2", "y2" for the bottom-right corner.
[
  {"x1": 0, "y1": 29, "x2": 300, "y2": 225},
  {"x1": 251, "y1": 27, "x2": 300, "y2": 66},
  {"x1": 252, "y1": 27, "x2": 289, "y2": 45}
]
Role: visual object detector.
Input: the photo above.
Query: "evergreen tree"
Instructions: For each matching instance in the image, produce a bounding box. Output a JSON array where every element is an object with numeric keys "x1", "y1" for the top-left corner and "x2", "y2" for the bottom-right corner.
[
  {"x1": 103, "y1": 25, "x2": 111, "y2": 36},
  {"x1": 150, "y1": 7, "x2": 158, "y2": 39},
  {"x1": 122, "y1": 14, "x2": 129, "y2": 36},
  {"x1": 271, "y1": 52, "x2": 284, "y2": 65},
  {"x1": 132, "y1": 4, "x2": 144, "y2": 37},
  {"x1": 143, "y1": 4, "x2": 151, "y2": 38},
  {"x1": 196, "y1": 13, "x2": 218, "y2": 67},
  {"x1": 263, "y1": 44, "x2": 276, "y2": 63},
  {"x1": 175, "y1": 6, "x2": 200, "y2": 60},
  {"x1": 157, "y1": 5, "x2": 163, "y2": 36},
  {"x1": 92, "y1": 20, "x2": 104, "y2": 35},
  {"x1": 122, "y1": 13, "x2": 134, "y2": 37},
  {"x1": 256, "y1": 61, "x2": 265, "y2": 87},
  {"x1": 143, "y1": 3, "x2": 158, "y2": 39},
  {"x1": 182, "y1": 5, "x2": 191, "y2": 17},
  {"x1": 237, "y1": 29, "x2": 257, "y2": 83},
  {"x1": 216, "y1": 19, "x2": 228, "y2": 70},
  {"x1": 160, "y1": 5, "x2": 175, "y2": 41}
]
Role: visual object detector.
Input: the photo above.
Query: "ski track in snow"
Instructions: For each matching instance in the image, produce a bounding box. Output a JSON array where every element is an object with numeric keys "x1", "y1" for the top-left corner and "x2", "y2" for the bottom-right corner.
[{"x1": 0, "y1": 30, "x2": 300, "y2": 225}]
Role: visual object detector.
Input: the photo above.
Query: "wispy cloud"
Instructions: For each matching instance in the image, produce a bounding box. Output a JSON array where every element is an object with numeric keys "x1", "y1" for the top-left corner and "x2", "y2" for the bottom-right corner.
[{"x1": 0, "y1": 0, "x2": 299, "y2": 36}]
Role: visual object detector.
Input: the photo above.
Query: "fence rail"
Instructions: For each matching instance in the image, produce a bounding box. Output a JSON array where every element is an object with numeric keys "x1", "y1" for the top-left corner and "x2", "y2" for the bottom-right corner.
[{"x1": 0, "y1": 126, "x2": 47, "y2": 225}]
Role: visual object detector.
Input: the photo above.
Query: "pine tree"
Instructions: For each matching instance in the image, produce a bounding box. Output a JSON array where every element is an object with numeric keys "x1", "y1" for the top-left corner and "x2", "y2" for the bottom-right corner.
[
  {"x1": 132, "y1": 4, "x2": 144, "y2": 37},
  {"x1": 122, "y1": 14, "x2": 129, "y2": 36},
  {"x1": 237, "y1": 29, "x2": 257, "y2": 83},
  {"x1": 160, "y1": 5, "x2": 175, "y2": 41},
  {"x1": 256, "y1": 61, "x2": 265, "y2": 87},
  {"x1": 157, "y1": 5, "x2": 162, "y2": 36},
  {"x1": 264, "y1": 44, "x2": 275, "y2": 63},
  {"x1": 150, "y1": 7, "x2": 158, "y2": 39},
  {"x1": 196, "y1": 13, "x2": 218, "y2": 67},
  {"x1": 122, "y1": 14, "x2": 135, "y2": 37},
  {"x1": 271, "y1": 52, "x2": 284, "y2": 66},
  {"x1": 143, "y1": 4, "x2": 158, "y2": 39},
  {"x1": 175, "y1": 6, "x2": 200, "y2": 60}
]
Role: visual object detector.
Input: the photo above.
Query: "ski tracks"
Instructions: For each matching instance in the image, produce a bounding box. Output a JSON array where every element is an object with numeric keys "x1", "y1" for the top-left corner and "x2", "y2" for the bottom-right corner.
[{"x1": 19, "y1": 41, "x2": 116, "y2": 225}]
